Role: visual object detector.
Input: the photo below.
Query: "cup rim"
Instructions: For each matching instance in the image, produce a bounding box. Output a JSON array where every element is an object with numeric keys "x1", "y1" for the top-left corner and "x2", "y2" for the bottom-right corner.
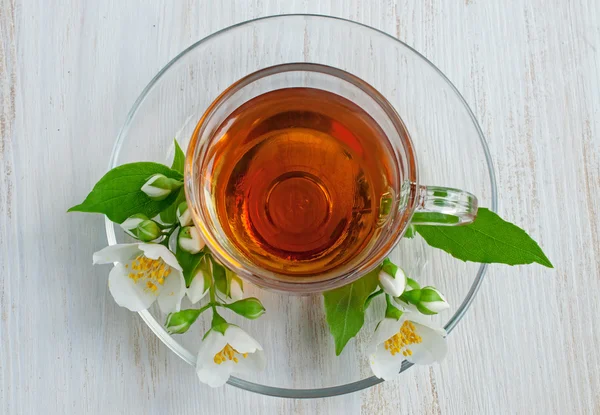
[{"x1": 185, "y1": 62, "x2": 418, "y2": 294}]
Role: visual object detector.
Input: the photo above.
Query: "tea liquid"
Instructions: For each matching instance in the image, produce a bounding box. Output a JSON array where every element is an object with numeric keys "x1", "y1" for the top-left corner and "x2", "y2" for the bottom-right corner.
[{"x1": 208, "y1": 88, "x2": 395, "y2": 276}]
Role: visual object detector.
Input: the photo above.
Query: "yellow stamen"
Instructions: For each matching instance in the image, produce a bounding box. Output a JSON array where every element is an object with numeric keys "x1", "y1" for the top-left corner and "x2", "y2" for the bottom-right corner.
[
  {"x1": 213, "y1": 344, "x2": 249, "y2": 365},
  {"x1": 127, "y1": 256, "x2": 171, "y2": 289},
  {"x1": 383, "y1": 321, "x2": 422, "y2": 357}
]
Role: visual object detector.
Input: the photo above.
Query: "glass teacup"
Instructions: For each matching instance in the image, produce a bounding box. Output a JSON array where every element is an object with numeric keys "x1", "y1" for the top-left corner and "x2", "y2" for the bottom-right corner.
[{"x1": 185, "y1": 63, "x2": 477, "y2": 294}]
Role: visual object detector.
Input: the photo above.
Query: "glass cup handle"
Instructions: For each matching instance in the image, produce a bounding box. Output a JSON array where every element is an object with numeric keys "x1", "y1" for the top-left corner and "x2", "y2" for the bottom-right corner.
[{"x1": 411, "y1": 185, "x2": 478, "y2": 226}]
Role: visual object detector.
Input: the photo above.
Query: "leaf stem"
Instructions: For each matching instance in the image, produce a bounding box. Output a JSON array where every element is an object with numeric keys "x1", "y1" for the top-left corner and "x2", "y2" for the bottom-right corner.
[
  {"x1": 196, "y1": 302, "x2": 213, "y2": 315},
  {"x1": 209, "y1": 283, "x2": 217, "y2": 311}
]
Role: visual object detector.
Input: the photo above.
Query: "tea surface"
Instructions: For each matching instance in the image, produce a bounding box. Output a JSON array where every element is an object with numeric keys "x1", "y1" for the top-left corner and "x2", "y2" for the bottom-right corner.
[{"x1": 208, "y1": 88, "x2": 395, "y2": 276}]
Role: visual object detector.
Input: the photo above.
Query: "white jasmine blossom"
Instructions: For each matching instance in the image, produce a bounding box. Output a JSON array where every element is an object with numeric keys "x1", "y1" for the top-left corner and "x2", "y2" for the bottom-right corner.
[
  {"x1": 369, "y1": 314, "x2": 447, "y2": 381},
  {"x1": 196, "y1": 325, "x2": 265, "y2": 387},
  {"x1": 93, "y1": 243, "x2": 185, "y2": 313}
]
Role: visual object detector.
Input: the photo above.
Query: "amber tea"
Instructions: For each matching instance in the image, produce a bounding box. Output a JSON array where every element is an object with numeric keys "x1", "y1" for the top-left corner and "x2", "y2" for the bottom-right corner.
[{"x1": 202, "y1": 88, "x2": 397, "y2": 277}]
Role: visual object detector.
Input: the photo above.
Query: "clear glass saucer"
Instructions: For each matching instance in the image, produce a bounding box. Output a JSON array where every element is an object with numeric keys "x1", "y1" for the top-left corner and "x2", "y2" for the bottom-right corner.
[{"x1": 105, "y1": 14, "x2": 497, "y2": 398}]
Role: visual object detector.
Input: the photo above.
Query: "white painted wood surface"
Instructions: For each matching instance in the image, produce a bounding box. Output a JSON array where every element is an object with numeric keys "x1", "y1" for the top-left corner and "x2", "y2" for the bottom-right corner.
[{"x1": 1, "y1": 1, "x2": 599, "y2": 413}]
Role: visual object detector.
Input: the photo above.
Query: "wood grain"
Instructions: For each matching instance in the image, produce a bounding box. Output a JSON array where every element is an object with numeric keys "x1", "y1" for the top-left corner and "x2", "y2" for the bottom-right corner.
[{"x1": 1, "y1": 0, "x2": 599, "y2": 413}]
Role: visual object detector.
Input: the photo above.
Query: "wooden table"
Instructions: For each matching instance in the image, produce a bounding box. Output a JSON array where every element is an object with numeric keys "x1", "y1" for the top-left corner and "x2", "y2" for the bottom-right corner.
[{"x1": 1, "y1": 1, "x2": 598, "y2": 413}]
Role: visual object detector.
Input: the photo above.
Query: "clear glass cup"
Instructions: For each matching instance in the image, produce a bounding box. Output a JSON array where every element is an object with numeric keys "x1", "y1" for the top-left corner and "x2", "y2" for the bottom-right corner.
[{"x1": 185, "y1": 63, "x2": 478, "y2": 294}]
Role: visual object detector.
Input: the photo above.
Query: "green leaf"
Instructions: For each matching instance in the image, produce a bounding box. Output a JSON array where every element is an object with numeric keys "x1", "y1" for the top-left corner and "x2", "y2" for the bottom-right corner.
[
  {"x1": 171, "y1": 139, "x2": 186, "y2": 174},
  {"x1": 210, "y1": 255, "x2": 229, "y2": 296},
  {"x1": 415, "y1": 208, "x2": 553, "y2": 268},
  {"x1": 68, "y1": 162, "x2": 183, "y2": 223},
  {"x1": 176, "y1": 245, "x2": 205, "y2": 287},
  {"x1": 323, "y1": 267, "x2": 381, "y2": 355},
  {"x1": 158, "y1": 139, "x2": 186, "y2": 224}
]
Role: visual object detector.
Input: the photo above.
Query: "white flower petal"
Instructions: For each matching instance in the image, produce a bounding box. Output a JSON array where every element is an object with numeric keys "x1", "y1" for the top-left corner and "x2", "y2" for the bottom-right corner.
[
  {"x1": 120, "y1": 217, "x2": 144, "y2": 232},
  {"x1": 195, "y1": 326, "x2": 265, "y2": 387},
  {"x1": 229, "y1": 279, "x2": 243, "y2": 301},
  {"x1": 369, "y1": 343, "x2": 405, "y2": 380},
  {"x1": 234, "y1": 350, "x2": 266, "y2": 375},
  {"x1": 108, "y1": 263, "x2": 157, "y2": 311},
  {"x1": 157, "y1": 270, "x2": 186, "y2": 313},
  {"x1": 178, "y1": 208, "x2": 193, "y2": 227},
  {"x1": 178, "y1": 227, "x2": 204, "y2": 254},
  {"x1": 421, "y1": 301, "x2": 450, "y2": 313},
  {"x1": 141, "y1": 175, "x2": 170, "y2": 198},
  {"x1": 420, "y1": 287, "x2": 450, "y2": 313},
  {"x1": 404, "y1": 313, "x2": 446, "y2": 333},
  {"x1": 139, "y1": 243, "x2": 182, "y2": 271},
  {"x1": 406, "y1": 322, "x2": 447, "y2": 365},
  {"x1": 196, "y1": 363, "x2": 233, "y2": 388},
  {"x1": 393, "y1": 298, "x2": 419, "y2": 313},
  {"x1": 225, "y1": 325, "x2": 263, "y2": 354},
  {"x1": 378, "y1": 270, "x2": 406, "y2": 297},
  {"x1": 190, "y1": 227, "x2": 206, "y2": 250},
  {"x1": 187, "y1": 269, "x2": 209, "y2": 304},
  {"x1": 197, "y1": 330, "x2": 229, "y2": 363},
  {"x1": 369, "y1": 318, "x2": 403, "y2": 351},
  {"x1": 93, "y1": 244, "x2": 141, "y2": 265},
  {"x1": 196, "y1": 330, "x2": 232, "y2": 387}
]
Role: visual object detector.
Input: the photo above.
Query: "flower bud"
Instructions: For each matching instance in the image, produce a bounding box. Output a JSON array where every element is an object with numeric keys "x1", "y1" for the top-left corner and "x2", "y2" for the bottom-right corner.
[
  {"x1": 417, "y1": 286, "x2": 449, "y2": 315},
  {"x1": 400, "y1": 288, "x2": 421, "y2": 305},
  {"x1": 165, "y1": 309, "x2": 201, "y2": 334},
  {"x1": 120, "y1": 213, "x2": 149, "y2": 237},
  {"x1": 225, "y1": 297, "x2": 266, "y2": 320},
  {"x1": 187, "y1": 267, "x2": 210, "y2": 304},
  {"x1": 378, "y1": 259, "x2": 406, "y2": 297},
  {"x1": 176, "y1": 201, "x2": 192, "y2": 227},
  {"x1": 398, "y1": 277, "x2": 422, "y2": 304},
  {"x1": 229, "y1": 275, "x2": 244, "y2": 301},
  {"x1": 136, "y1": 219, "x2": 162, "y2": 242},
  {"x1": 178, "y1": 226, "x2": 205, "y2": 254},
  {"x1": 141, "y1": 174, "x2": 183, "y2": 201}
]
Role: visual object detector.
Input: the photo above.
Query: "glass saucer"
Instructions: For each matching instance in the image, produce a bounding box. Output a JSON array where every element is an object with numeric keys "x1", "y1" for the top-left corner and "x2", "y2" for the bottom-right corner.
[{"x1": 105, "y1": 14, "x2": 497, "y2": 398}]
